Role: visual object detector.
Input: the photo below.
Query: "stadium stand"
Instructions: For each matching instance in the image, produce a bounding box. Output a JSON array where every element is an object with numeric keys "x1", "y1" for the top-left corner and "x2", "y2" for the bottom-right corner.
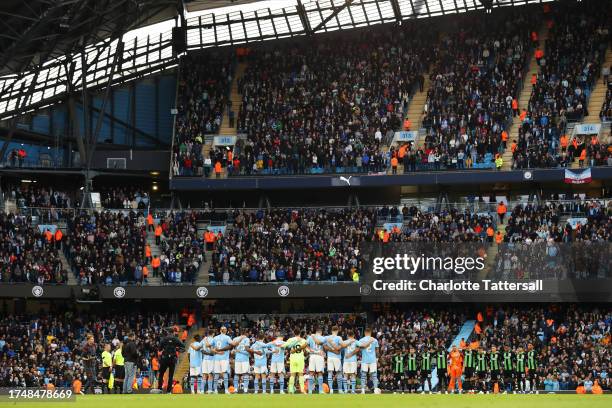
[{"x1": 0, "y1": 305, "x2": 609, "y2": 393}]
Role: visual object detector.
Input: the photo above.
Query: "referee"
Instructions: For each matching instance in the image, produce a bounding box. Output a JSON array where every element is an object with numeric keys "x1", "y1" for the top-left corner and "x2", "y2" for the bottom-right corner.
[{"x1": 157, "y1": 330, "x2": 185, "y2": 393}]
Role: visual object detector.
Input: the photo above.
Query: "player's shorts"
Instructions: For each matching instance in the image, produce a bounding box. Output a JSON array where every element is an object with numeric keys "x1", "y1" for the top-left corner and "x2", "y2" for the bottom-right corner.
[
  {"x1": 406, "y1": 370, "x2": 418, "y2": 379},
  {"x1": 343, "y1": 361, "x2": 357, "y2": 374},
  {"x1": 190, "y1": 366, "x2": 201, "y2": 376},
  {"x1": 327, "y1": 357, "x2": 341, "y2": 372},
  {"x1": 290, "y1": 358, "x2": 305, "y2": 373},
  {"x1": 270, "y1": 362, "x2": 285, "y2": 374},
  {"x1": 308, "y1": 355, "x2": 325, "y2": 372},
  {"x1": 254, "y1": 365, "x2": 268, "y2": 374},
  {"x1": 234, "y1": 361, "x2": 249, "y2": 375},
  {"x1": 202, "y1": 360, "x2": 214, "y2": 374},
  {"x1": 214, "y1": 359, "x2": 229, "y2": 374},
  {"x1": 361, "y1": 362, "x2": 377, "y2": 373}
]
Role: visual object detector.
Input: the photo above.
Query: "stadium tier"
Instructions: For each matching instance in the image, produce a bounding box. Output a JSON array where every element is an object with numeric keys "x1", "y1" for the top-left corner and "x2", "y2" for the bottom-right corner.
[{"x1": 0, "y1": 305, "x2": 609, "y2": 394}]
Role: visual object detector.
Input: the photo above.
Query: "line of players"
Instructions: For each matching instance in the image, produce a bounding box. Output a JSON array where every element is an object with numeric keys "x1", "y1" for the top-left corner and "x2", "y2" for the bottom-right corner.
[
  {"x1": 187, "y1": 325, "x2": 379, "y2": 394},
  {"x1": 392, "y1": 343, "x2": 538, "y2": 393}
]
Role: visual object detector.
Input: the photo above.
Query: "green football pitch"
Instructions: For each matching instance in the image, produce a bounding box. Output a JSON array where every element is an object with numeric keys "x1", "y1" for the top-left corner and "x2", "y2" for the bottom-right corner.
[{"x1": 11, "y1": 394, "x2": 611, "y2": 408}]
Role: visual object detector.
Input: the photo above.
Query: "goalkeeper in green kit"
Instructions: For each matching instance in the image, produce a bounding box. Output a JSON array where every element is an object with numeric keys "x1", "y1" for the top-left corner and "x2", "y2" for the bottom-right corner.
[{"x1": 283, "y1": 328, "x2": 308, "y2": 393}]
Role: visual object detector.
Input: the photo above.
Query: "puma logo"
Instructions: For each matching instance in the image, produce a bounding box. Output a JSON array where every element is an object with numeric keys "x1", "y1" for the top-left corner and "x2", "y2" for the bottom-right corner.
[{"x1": 339, "y1": 176, "x2": 352, "y2": 186}]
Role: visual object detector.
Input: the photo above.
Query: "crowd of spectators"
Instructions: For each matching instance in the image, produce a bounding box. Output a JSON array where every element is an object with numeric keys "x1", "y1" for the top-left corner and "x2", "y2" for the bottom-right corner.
[
  {"x1": 601, "y1": 81, "x2": 612, "y2": 121},
  {"x1": 172, "y1": 54, "x2": 233, "y2": 177},
  {"x1": 415, "y1": 9, "x2": 536, "y2": 172},
  {"x1": 0, "y1": 311, "x2": 174, "y2": 389},
  {"x1": 209, "y1": 208, "x2": 375, "y2": 283},
  {"x1": 228, "y1": 25, "x2": 433, "y2": 176},
  {"x1": 66, "y1": 211, "x2": 148, "y2": 285},
  {"x1": 153, "y1": 212, "x2": 205, "y2": 284},
  {"x1": 5, "y1": 184, "x2": 74, "y2": 209},
  {"x1": 492, "y1": 201, "x2": 611, "y2": 279},
  {"x1": 0, "y1": 212, "x2": 68, "y2": 284},
  {"x1": 99, "y1": 187, "x2": 150, "y2": 210},
  {"x1": 476, "y1": 305, "x2": 610, "y2": 391},
  {"x1": 512, "y1": 1, "x2": 610, "y2": 169}
]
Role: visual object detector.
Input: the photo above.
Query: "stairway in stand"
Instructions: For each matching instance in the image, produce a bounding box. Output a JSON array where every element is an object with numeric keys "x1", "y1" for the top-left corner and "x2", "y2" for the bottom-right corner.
[
  {"x1": 406, "y1": 73, "x2": 431, "y2": 149},
  {"x1": 388, "y1": 71, "x2": 431, "y2": 175},
  {"x1": 145, "y1": 231, "x2": 163, "y2": 285},
  {"x1": 568, "y1": 46, "x2": 611, "y2": 169},
  {"x1": 203, "y1": 62, "x2": 248, "y2": 180},
  {"x1": 502, "y1": 24, "x2": 550, "y2": 170},
  {"x1": 583, "y1": 46, "x2": 611, "y2": 124},
  {"x1": 173, "y1": 327, "x2": 205, "y2": 389}
]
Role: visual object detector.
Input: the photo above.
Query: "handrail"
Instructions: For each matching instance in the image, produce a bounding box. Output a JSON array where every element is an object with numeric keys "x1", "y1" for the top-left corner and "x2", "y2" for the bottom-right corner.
[{"x1": 8, "y1": 199, "x2": 609, "y2": 222}]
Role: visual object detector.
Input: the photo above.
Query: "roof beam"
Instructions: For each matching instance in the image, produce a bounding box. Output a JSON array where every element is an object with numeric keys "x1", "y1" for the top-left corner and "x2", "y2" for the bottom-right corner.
[
  {"x1": 390, "y1": 0, "x2": 403, "y2": 22},
  {"x1": 296, "y1": 0, "x2": 313, "y2": 36},
  {"x1": 311, "y1": 0, "x2": 354, "y2": 33}
]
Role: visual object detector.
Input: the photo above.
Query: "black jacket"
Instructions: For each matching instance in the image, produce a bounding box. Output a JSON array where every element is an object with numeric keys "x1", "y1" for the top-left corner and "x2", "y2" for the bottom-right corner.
[{"x1": 123, "y1": 340, "x2": 139, "y2": 363}]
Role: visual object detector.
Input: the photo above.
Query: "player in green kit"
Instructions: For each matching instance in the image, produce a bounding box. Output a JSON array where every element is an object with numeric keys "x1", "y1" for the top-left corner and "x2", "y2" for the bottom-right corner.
[{"x1": 283, "y1": 328, "x2": 307, "y2": 393}]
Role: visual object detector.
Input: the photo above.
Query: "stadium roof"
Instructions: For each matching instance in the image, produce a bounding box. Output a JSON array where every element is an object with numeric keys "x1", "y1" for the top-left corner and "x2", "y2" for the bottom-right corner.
[{"x1": 0, "y1": 0, "x2": 554, "y2": 121}]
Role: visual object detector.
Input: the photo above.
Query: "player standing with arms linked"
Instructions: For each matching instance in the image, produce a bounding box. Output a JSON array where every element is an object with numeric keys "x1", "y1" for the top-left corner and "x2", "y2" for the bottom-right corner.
[
  {"x1": 358, "y1": 327, "x2": 379, "y2": 394},
  {"x1": 212, "y1": 326, "x2": 245, "y2": 394},
  {"x1": 267, "y1": 332, "x2": 286, "y2": 393},
  {"x1": 284, "y1": 328, "x2": 308, "y2": 394},
  {"x1": 306, "y1": 327, "x2": 325, "y2": 394},
  {"x1": 251, "y1": 332, "x2": 270, "y2": 393},
  {"x1": 325, "y1": 326, "x2": 344, "y2": 393},
  {"x1": 341, "y1": 330, "x2": 359, "y2": 393},
  {"x1": 233, "y1": 329, "x2": 252, "y2": 393}
]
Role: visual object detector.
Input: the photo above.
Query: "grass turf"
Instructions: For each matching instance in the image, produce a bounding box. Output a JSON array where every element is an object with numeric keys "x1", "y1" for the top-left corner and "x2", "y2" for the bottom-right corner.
[{"x1": 11, "y1": 394, "x2": 611, "y2": 408}]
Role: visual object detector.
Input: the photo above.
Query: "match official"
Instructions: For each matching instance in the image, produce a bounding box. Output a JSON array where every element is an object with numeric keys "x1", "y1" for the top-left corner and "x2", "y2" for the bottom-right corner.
[{"x1": 157, "y1": 330, "x2": 185, "y2": 393}]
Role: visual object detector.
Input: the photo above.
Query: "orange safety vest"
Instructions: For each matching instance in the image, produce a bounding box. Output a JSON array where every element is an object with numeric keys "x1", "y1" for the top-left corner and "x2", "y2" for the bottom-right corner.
[
  {"x1": 519, "y1": 110, "x2": 527, "y2": 121},
  {"x1": 495, "y1": 232, "x2": 503, "y2": 244},
  {"x1": 391, "y1": 157, "x2": 398, "y2": 167},
  {"x1": 486, "y1": 227, "x2": 494, "y2": 237},
  {"x1": 45, "y1": 230, "x2": 53, "y2": 242},
  {"x1": 511, "y1": 142, "x2": 518, "y2": 153},
  {"x1": 511, "y1": 99, "x2": 518, "y2": 110},
  {"x1": 501, "y1": 131, "x2": 508, "y2": 142},
  {"x1": 142, "y1": 377, "x2": 151, "y2": 389},
  {"x1": 576, "y1": 386, "x2": 586, "y2": 394},
  {"x1": 147, "y1": 214, "x2": 153, "y2": 225},
  {"x1": 560, "y1": 135, "x2": 568, "y2": 147},
  {"x1": 530, "y1": 74, "x2": 537, "y2": 85},
  {"x1": 172, "y1": 382, "x2": 183, "y2": 394},
  {"x1": 152, "y1": 257, "x2": 161, "y2": 268},
  {"x1": 155, "y1": 226, "x2": 162, "y2": 237},
  {"x1": 143, "y1": 266, "x2": 149, "y2": 277},
  {"x1": 73, "y1": 380, "x2": 82, "y2": 394},
  {"x1": 579, "y1": 149, "x2": 587, "y2": 160},
  {"x1": 214, "y1": 162, "x2": 222, "y2": 174},
  {"x1": 152, "y1": 357, "x2": 159, "y2": 371},
  {"x1": 55, "y1": 229, "x2": 63, "y2": 241},
  {"x1": 497, "y1": 203, "x2": 507, "y2": 215},
  {"x1": 145, "y1": 245, "x2": 151, "y2": 258}
]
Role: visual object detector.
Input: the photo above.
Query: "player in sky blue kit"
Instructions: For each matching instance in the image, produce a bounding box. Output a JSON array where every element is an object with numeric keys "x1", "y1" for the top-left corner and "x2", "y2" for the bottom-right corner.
[
  {"x1": 267, "y1": 332, "x2": 286, "y2": 394},
  {"x1": 306, "y1": 327, "x2": 325, "y2": 394},
  {"x1": 324, "y1": 326, "x2": 344, "y2": 393},
  {"x1": 233, "y1": 328, "x2": 252, "y2": 393},
  {"x1": 188, "y1": 334, "x2": 203, "y2": 394},
  {"x1": 341, "y1": 330, "x2": 359, "y2": 394},
  {"x1": 251, "y1": 331, "x2": 270, "y2": 393},
  {"x1": 189, "y1": 329, "x2": 216, "y2": 394},
  {"x1": 212, "y1": 326, "x2": 244, "y2": 394},
  {"x1": 358, "y1": 327, "x2": 379, "y2": 394},
  {"x1": 200, "y1": 328, "x2": 215, "y2": 393}
]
